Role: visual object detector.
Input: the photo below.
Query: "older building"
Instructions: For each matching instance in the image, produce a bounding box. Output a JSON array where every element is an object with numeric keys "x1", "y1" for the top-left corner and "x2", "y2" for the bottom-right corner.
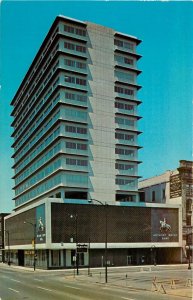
[{"x1": 139, "y1": 160, "x2": 193, "y2": 261}]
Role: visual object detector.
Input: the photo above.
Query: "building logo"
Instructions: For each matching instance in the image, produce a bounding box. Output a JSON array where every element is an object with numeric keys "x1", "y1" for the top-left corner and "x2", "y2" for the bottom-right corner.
[
  {"x1": 159, "y1": 218, "x2": 171, "y2": 233},
  {"x1": 36, "y1": 205, "x2": 46, "y2": 243},
  {"x1": 151, "y1": 208, "x2": 178, "y2": 242},
  {"x1": 38, "y1": 217, "x2": 44, "y2": 232}
]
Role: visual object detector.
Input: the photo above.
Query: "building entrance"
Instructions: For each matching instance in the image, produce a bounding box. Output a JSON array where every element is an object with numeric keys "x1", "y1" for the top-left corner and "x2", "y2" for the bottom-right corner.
[{"x1": 18, "y1": 250, "x2": 24, "y2": 266}]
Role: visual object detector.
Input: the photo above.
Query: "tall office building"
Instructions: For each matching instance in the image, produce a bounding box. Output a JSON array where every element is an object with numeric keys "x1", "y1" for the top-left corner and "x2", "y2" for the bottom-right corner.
[{"x1": 11, "y1": 15, "x2": 142, "y2": 210}]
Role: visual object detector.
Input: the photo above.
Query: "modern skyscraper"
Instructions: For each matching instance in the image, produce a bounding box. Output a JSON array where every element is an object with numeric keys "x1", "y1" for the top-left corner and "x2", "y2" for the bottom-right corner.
[{"x1": 11, "y1": 15, "x2": 142, "y2": 210}]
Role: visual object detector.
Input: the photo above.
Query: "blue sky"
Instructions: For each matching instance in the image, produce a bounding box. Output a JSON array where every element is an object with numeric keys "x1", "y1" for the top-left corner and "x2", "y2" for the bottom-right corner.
[{"x1": 0, "y1": 1, "x2": 192, "y2": 212}]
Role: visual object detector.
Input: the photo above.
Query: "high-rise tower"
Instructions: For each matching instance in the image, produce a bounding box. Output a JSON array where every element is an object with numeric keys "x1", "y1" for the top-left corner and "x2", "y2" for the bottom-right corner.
[{"x1": 11, "y1": 16, "x2": 142, "y2": 210}]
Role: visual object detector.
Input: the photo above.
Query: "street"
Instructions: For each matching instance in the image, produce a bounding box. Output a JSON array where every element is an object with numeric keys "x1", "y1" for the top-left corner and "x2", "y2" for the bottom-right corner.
[{"x1": 0, "y1": 264, "x2": 192, "y2": 300}]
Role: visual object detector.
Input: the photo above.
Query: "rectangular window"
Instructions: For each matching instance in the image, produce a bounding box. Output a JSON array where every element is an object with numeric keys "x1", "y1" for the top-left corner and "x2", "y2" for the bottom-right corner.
[
  {"x1": 64, "y1": 59, "x2": 75, "y2": 67},
  {"x1": 114, "y1": 39, "x2": 123, "y2": 47},
  {"x1": 64, "y1": 42, "x2": 75, "y2": 50},
  {"x1": 114, "y1": 39, "x2": 134, "y2": 51},
  {"x1": 65, "y1": 76, "x2": 75, "y2": 83},
  {"x1": 125, "y1": 88, "x2": 134, "y2": 95},
  {"x1": 77, "y1": 127, "x2": 87, "y2": 134},
  {"x1": 76, "y1": 94, "x2": 87, "y2": 102},
  {"x1": 75, "y1": 28, "x2": 86, "y2": 36},
  {"x1": 115, "y1": 163, "x2": 133, "y2": 170},
  {"x1": 115, "y1": 132, "x2": 134, "y2": 141},
  {"x1": 115, "y1": 178, "x2": 133, "y2": 185},
  {"x1": 66, "y1": 158, "x2": 76, "y2": 165},
  {"x1": 66, "y1": 125, "x2": 76, "y2": 133},
  {"x1": 124, "y1": 57, "x2": 134, "y2": 65},
  {"x1": 76, "y1": 45, "x2": 86, "y2": 53},
  {"x1": 64, "y1": 24, "x2": 75, "y2": 34},
  {"x1": 76, "y1": 61, "x2": 86, "y2": 69},
  {"x1": 77, "y1": 143, "x2": 87, "y2": 150},
  {"x1": 66, "y1": 141, "x2": 87, "y2": 150},
  {"x1": 115, "y1": 86, "x2": 134, "y2": 96},
  {"x1": 76, "y1": 78, "x2": 86, "y2": 86},
  {"x1": 66, "y1": 142, "x2": 76, "y2": 149},
  {"x1": 66, "y1": 125, "x2": 87, "y2": 134}
]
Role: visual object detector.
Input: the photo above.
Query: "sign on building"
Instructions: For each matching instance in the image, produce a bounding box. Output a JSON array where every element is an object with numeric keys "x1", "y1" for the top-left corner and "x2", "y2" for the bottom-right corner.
[{"x1": 170, "y1": 174, "x2": 182, "y2": 198}]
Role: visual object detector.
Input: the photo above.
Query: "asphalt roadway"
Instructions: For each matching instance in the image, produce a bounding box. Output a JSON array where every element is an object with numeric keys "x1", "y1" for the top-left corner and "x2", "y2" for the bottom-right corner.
[{"x1": 0, "y1": 263, "x2": 192, "y2": 300}]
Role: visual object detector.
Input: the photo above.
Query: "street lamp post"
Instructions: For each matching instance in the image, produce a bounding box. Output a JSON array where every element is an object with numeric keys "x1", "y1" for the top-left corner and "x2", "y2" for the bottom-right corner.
[
  {"x1": 88, "y1": 199, "x2": 108, "y2": 284},
  {"x1": 24, "y1": 221, "x2": 36, "y2": 271},
  {"x1": 188, "y1": 245, "x2": 191, "y2": 270},
  {"x1": 70, "y1": 214, "x2": 79, "y2": 275},
  {"x1": 88, "y1": 238, "x2": 90, "y2": 276},
  {"x1": 4, "y1": 230, "x2": 10, "y2": 266},
  {"x1": 186, "y1": 233, "x2": 192, "y2": 270},
  {"x1": 151, "y1": 245, "x2": 156, "y2": 266}
]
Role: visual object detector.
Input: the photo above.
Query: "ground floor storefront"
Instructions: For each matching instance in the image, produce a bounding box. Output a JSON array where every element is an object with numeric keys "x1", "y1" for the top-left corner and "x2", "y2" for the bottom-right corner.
[
  {"x1": 4, "y1": 198, "x2": 185, "y2": 269},
  {"x1": 3, "y1": 246, "x2": 187, "y2": 270}
]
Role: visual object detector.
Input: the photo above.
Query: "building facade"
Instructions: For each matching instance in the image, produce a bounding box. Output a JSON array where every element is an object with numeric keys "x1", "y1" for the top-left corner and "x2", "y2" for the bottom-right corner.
[
  {"x1": 0, "y1": 213, "x2": 9, "y2": 263},
  {"x1": 139, "y1": 160, "x2": 193, "y2": 261},
  {"x1": 5, "y1": 198, "x2": 182, "y2": 269},
  {"x1": 11, "y1": 15, "x2": 142, "y2": 210}
]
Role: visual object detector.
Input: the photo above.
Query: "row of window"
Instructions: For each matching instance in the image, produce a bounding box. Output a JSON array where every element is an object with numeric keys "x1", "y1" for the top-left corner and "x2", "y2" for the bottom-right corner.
[
  {"x1": 15, "y1": 143, "x2": 61, "y2": 185},
  {"x1": 15, "y1": 128, "x2": 60, "y2": 172},
  {"x1": 66, "y1": 141, "x2": 87, "y2": 150},
  {"x1": 115, "y1": 70, "x2": 135, "y2": 83},
  {"x1": 64, "y1": 58, "x2": 86, "y2": 70},
  {"x1": 15, "y1": 110, "x2": 60, "y2": 153},
  {"x1": 115, "y1": 117, "x2": 135, "y2": 127},
  {"x1": 15, "y1": 174, "x2": 61, "y2": 207},
  {"x1": 15, "y1": 91, "x2": 60, "y2": 148},
  {"x1": 63, "y1": 108, "x2": 87, "y2": 121},
  {"x1": 115, "y1": 117, "x2": 135, "y2": 126},
  {"x1": 66, "y1": 158, "x2": 88, "y2": 166},
  {"x1": 14, "y1": 43, "x2": 59, "y2": 118},
  {"x1": 64, "y1": 42, "x2": 86, "y2": 53},
  {"x1": 65, "y1": 91, "x2": 87, "y2": 102},
  {"x1": 15, "y1": 159, "x2": 61, "y2": 196},
  {"x1": 66, "y1": 125, "x2": 87, "y2": 135},
  {"x1": 63, "y1": 24, "x2": 86, "y2": 37},
  {"x1": 114, "y1": 39, "x2": 135, "y2": 51},
  {"x1": 14, "y1": 59, "x2": 59, "y2": 133},
  {"x1": 115, "y1": 132, "x2": 134, "y2": 141},
  {"x1": 15, "y1": 125, "x2": 60, "y2": 165},
  {"x1": 115, "y1": 86, "x2": 134, "y2": 96},
  {"x1": 66, "y1": 173, "x2": 88, "y2": 185},
  {"x1": 64, "y1": 75, "x2": 87, "y2": 86},
  {"x1": 115, "y1": 148, "x2": 135, "y2": 156},
  {"x1": 115, "y1": 163, "x2": 134, "y2": 171},
  {"x1": 115, "y1": 54, "x2": 135, "y2": 66},
  {"x1": 115, "y1": 101, "x2": 134, "y2": 112},
  {"x1": 115, "y1": 178, "x2": 136, "y2": 186}
]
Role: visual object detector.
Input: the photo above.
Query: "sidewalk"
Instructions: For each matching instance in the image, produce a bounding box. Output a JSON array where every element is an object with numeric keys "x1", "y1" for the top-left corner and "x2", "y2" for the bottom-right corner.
[
  {"x1": 71, "y1": 267, "x2": 193, "y2": 299},
  {"x1": 73, "y1": 274, "x2": 193, "y2": 298}
]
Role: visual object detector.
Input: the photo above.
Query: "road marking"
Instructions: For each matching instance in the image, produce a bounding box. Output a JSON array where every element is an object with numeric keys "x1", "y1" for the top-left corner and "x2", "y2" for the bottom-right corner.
[
  {"x1": 10, "y1": 279, "x2": 21, "y2": 283},
  {"x1": 65, "y1": 285, "x2": 81, "y2": 290},
  {"x1": 8, "y1": 288, "x2": 19, "y2": 293},
  {"x1": 37, "y1": 286, "x2": 53, "y2": 292}
]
